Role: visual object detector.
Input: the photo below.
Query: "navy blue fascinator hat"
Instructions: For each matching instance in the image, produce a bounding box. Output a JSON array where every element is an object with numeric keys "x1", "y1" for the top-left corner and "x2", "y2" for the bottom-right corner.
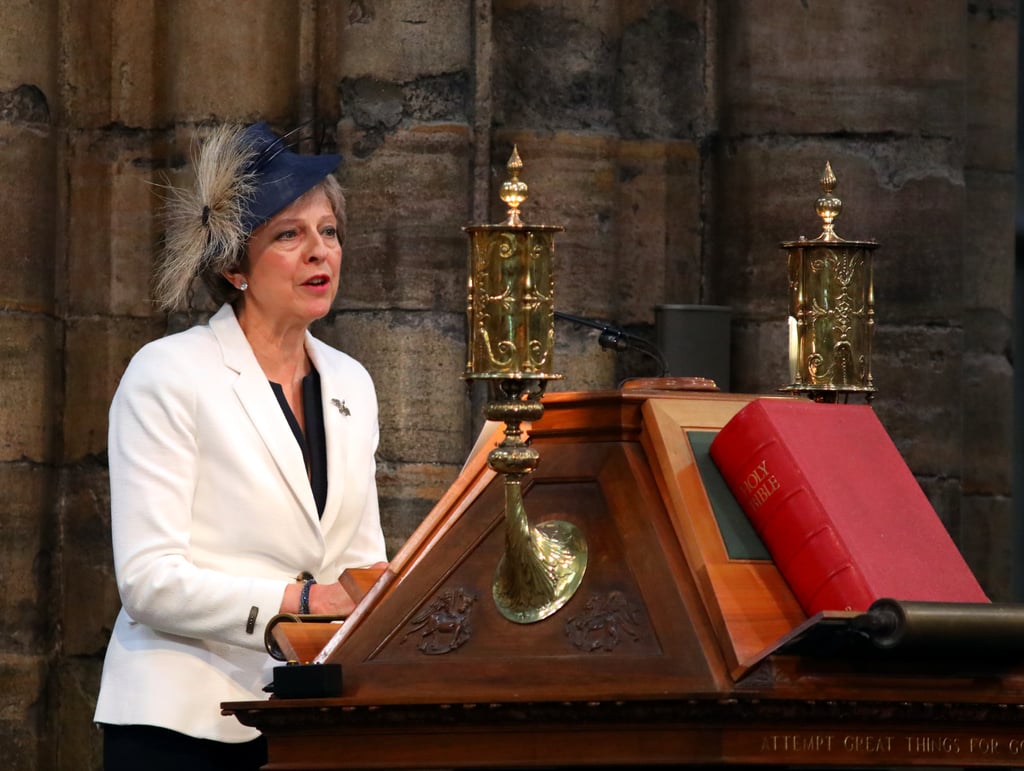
[
  {"x1": 153, "y1": 121, "x2": 343, "y2": 310},
  {"x1": 237, "y1": 122, "x2": 341, "y2": 235}
]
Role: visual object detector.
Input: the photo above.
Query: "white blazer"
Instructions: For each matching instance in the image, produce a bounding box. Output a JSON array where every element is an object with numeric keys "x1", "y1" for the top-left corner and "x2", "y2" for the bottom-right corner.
[{"x1": 94, "y1": 304, "x2": 387, "y2": 742}]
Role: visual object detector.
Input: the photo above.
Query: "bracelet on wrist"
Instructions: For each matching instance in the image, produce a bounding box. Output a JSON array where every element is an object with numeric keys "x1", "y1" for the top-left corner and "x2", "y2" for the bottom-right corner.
[{"x1": 299, "y1": 577, "x2": 317, "y2": 615}]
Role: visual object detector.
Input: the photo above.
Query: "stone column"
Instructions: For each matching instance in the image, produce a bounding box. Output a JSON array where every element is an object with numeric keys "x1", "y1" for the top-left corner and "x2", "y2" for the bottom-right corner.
[
  {"x1": 331, "y1": 1, "x2": 476, "y2": 551},
  {"x1": 489, "y1": 2, "x2": 712, "y2": 387},
  {"x1": 0, "y1": 1, "x2": 60, "y2": 767},
  {"x1": 959, "y1": 0, "x2": 1016, "y2": 596}
]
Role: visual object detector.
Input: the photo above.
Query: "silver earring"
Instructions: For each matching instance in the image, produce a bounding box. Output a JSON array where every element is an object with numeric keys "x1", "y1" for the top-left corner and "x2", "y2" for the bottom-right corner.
[{"x1": 239, "y1": 281, "x2": 248, "y2": 291}]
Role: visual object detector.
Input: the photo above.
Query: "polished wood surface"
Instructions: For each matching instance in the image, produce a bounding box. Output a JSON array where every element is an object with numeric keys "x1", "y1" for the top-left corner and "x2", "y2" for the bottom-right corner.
[
  {"x1": 268, "y1": 621, "x2": 337, "y2": 664},
  {"x1": 339, "y1": 566, "x2": 387, "y2": 604},
  {"x1": 226, "y1": 388, "x2": 1024, "y2": 769},
  {"x1": 640, "y1": 394, "x2": 806, "y2": 676}
]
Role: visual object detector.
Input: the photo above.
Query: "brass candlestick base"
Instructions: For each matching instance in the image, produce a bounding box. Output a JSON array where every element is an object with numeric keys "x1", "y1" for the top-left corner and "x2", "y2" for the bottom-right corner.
[{"x1": 485, "y1": 379, "x2": 587, "y2": 624}]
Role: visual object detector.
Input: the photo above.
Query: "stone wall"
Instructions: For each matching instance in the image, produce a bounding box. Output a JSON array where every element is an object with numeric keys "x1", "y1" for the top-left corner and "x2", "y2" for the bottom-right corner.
[{"x1": 0, "y1": 1, "x2": 1015, "y2": 769}]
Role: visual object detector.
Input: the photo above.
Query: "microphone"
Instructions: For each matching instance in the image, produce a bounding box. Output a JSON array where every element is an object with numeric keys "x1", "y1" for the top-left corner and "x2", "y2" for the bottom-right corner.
[
  {"x1": 554, "y1": 311, "x2": 667, "y2": 376},
  {"x1": 598, "y1": 329, "x2": 628, "y2": 352}
]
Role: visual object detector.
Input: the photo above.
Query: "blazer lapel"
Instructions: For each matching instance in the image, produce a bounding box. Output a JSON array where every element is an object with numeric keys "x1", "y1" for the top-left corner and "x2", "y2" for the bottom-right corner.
[{"x1": 209, "y1": 306, "x2": 321, "y2": 528}]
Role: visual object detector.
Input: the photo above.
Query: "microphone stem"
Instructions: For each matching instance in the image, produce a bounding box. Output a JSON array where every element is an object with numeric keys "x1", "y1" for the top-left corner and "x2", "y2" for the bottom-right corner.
[{"x1": 554, "y1": 311, "x2": 667, "y2": 377}]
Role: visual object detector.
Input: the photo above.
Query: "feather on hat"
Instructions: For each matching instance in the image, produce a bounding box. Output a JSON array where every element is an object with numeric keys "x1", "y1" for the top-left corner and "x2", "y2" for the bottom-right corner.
[{"x1": 153, "y1": 122, "x2": 341, "y2": 310}]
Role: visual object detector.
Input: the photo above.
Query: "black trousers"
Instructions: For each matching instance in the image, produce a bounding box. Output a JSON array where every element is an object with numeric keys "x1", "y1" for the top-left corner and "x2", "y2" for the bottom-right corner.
[{"x1": 102, "y1": 724, "x2": 267, "y2": 771}]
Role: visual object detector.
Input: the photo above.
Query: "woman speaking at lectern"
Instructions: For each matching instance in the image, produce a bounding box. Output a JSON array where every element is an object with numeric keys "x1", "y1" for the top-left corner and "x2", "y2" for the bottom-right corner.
[{"x1": 93, "y1": 122, "x2": 387, "y2": 770}]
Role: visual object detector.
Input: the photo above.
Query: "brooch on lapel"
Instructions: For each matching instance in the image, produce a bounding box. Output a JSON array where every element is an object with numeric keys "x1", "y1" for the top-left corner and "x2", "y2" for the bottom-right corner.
[{"x1": 331, "y1": 398, "x2": 351, "y2": 416}]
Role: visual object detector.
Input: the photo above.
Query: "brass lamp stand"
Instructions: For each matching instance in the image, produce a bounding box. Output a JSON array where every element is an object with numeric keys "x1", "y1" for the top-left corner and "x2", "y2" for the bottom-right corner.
[
  {"x1": 463, "y1": 147, "x2": 587, "y2": 624},
  {"x1": 780, "y1": 162, "x2": 879, "y2": 402}
]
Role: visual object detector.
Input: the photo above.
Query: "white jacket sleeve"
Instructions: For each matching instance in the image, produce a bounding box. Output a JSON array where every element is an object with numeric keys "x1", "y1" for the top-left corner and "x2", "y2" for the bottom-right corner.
[{"x1": 108, "y1": 343, "x2": 288, "y2": 651}]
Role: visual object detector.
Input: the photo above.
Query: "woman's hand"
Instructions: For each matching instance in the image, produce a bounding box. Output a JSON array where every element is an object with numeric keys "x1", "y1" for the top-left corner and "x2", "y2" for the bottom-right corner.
[
  {"x1": 308, "y1": 581, "x2": 357, "y2": 616},
  {"x1": 280, "y1": 580, "x2": 355, "y2": 616}
]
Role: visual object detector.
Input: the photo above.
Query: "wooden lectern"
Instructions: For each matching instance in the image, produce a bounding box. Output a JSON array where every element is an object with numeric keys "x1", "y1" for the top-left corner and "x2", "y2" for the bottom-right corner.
[{"x1": 224, "y1": 388, "x2": 1024, "y2": 769}]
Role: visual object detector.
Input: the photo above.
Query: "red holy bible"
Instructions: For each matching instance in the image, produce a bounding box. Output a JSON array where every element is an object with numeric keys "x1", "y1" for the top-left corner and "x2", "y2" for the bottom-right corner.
[{"x1": 708, "y1": 398, "x2": 988, "y2": 616}]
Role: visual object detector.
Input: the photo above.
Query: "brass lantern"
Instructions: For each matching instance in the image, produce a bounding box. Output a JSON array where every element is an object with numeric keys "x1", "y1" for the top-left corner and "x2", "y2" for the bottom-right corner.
[
  {"x1": 780, "y1": 162, "x2": 879, "y2": 402},
  {"x1": 462, "y1": 147, "x2": 587, "y2": 624}
]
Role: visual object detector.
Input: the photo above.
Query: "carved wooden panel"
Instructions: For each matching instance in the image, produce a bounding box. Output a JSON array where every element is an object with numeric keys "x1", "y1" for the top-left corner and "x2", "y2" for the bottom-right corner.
[{"x1": 329, "y1": 439, "x2": 724, "y2": 702}]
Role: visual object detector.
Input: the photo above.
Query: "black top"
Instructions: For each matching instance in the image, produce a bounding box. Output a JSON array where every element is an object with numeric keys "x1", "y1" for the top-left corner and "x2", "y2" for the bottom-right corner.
[{"x1": 270, "y1": 368, "x2": 328, "y2": 518}]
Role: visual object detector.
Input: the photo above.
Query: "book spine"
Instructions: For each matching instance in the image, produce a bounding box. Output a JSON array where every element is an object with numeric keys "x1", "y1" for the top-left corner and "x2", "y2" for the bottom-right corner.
[{"x1": 709, "y1": 407, "x2": 874, "y2": 614}]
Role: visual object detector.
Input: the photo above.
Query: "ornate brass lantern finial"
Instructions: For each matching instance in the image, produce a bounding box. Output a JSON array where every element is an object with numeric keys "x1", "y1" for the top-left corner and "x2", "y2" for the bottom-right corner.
[
  {"x1": 815, "y1": 161, "x2": 842, "y2": 241},
  {"x1": 462, "y1": 147, "x2": 587, "y2": 624},
  {"x1": 500, "y1": 145, "x2": 528, "y2": 226},
  {"x1": 781, "y1": 162, "x2": 879, "y2": 402}
]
